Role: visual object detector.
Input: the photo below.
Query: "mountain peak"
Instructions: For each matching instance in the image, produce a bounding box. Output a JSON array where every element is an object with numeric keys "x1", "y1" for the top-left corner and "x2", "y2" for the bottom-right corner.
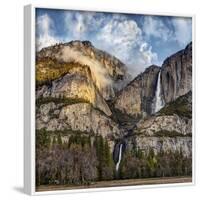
[{"x1": 66, "y1": 40, "x2": 94, "y2": 47}]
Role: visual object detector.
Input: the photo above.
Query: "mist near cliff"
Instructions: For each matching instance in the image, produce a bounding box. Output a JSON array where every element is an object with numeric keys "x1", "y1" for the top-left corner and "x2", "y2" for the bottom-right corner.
[{"x1": 59, "y1": 46, "x2": 113, "y2": 91}]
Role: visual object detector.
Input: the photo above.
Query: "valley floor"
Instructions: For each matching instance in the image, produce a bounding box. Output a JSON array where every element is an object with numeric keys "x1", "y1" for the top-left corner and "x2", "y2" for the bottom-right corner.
[{"x1": 36, "y1": 176, "x2": 192, "y2": 192}]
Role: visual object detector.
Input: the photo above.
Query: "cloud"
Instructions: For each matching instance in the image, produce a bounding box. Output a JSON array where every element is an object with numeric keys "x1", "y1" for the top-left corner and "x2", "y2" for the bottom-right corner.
[
  {"x1": 60, "y1": 46, "x2": 112, "y2": 91},
  {"x1": 36, "y1": 14, "x2": 60, "y2": 51},
  {"x1": 36, "y1": 11, "x2": 191, "y2": 78},
  {"x1": 139, "y1": 42, "x2": 158, "y2": 65},
  {"x1": 143, "y1": 16, "x2": 192, "y2": 47},
  {"x1": 36, "y1": 12, "x2": 158, "y2": 77},
  {"x1": 172, "y1": 17, "x2": 192, "y2": 46},
  {"x1": 143, "y1": 16, "x2": 173, "y2": 41},
  {"x1": 96, "y1": 16, "x2": 158, "y2": 76},
  {"x1": 64, "y1": 11, "x2": 101, "y2": 40}
]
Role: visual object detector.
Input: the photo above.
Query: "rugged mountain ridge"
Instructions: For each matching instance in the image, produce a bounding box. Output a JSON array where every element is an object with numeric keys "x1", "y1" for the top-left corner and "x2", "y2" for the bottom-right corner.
[
  {"x1": 36, "y1": 41, "x2": 192, "y2": 159},
  {"x1": 114, "y1": 42, "x2": 192, "y2": 118},
  {"x1": 36, "y1": 40, "x2": 131, "y2": 153},
  {"x1": 37, "y1": 40, "x2": 131, "y2": 100}
]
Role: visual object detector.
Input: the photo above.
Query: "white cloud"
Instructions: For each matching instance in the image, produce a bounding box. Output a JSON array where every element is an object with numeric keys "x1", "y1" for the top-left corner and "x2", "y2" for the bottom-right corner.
[
  {"x1": 143, "y1": 16, "x2": 173, "y2": 41},
  {"x1": 96, "y1": 17, "x2": 158, "y2": 76},
  {"x1": 143, "y1": 16, "x2": 192, "y2": 48},
  {"x1": 36, "y1": 14, "x2": 60, "y2": 51},
  {"x1": 139, "y1": 42, "x2": 158, "y2": 65},
  {"x1": 172, "y1": 17, "x2": 192, "y2": 46},
  {"x1": 65, "y1": 12, "x2": 86, "y2": 39},
  {"x1": 64, "y1": 11, "x2": 100, "y2": 40},
  {"x1": 60, "y1": 46, "x2": 112, "y2": 91},
  {"x1": 36, "y1": 12, "x2": 159, "y2": 77}
]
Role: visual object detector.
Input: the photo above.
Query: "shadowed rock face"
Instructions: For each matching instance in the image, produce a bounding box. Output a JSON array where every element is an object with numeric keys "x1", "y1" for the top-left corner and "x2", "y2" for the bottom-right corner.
[
  {"x1": 161, "y1": 42, "x2": 192, "y2": 103},
  {"x1": 114, "y1": 43, "x2": 192, "y2": 118},
  {"x1": 114, "y1": 65, "x2": 160, "y2": 117},
  {"x1": 113, "y1": 43, "x2": 192, "y2": 157}
]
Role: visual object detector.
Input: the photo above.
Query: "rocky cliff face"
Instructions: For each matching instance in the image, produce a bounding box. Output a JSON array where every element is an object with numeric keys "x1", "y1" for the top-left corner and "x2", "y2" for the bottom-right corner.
[
  {"x1": 37, "y1": 40, "x2": 130, "y2": 100},
  {"x1": 114, "y1": 65, "x2": 160, "y2": 117},
  {"x1": 161, "y1": 42, "x2": 192, "y2": 103},
  {"x1": 114, "y1": 43, "x2": 192, "y2": 118},
  {"x1": 36, "y1": 41, "x2": 192, "y2": 159},
  {"x1": 135, "y1": 114, "x2": 192, "y2": 137},
  {"x1": 129, "y1": 136, "x2": 192, "y2": 157},
  {"x1": 37, "y1": 102, "x2": 121, "y2": 140},
  {"x1": 36, "y1": 41, "x2": 133, "y2": 153},
  {"x1": 126, "y1": 91, "x2": 192, "y2": 156},
  {"x1": 36, "y1": 66, "x2": 112, "y2": 116}
]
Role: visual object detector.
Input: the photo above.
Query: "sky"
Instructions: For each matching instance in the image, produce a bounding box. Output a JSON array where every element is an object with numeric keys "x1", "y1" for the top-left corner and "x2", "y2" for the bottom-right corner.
[{"x1": 36, "y1": 8, "x2": 192, "y2": 75}]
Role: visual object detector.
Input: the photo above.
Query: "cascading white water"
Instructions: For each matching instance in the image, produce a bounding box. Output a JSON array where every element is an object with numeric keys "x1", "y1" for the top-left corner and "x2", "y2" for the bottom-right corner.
[
  {"x1": 154, "y1": 70, "x2": 164, "y2": 113},
  {"x1": 116, "y1": 144, "x2": 123, "y2": 172}
]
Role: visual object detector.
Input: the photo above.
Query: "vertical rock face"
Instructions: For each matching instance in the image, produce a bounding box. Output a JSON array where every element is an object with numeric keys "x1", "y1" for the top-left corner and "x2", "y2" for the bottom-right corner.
[
  {"x1": 161, "y1": 42, "x2": 192, "y2": 103},
  {"x1": 114, "y1": 65, "x2": 160, "y2": 117},
  {"x1": 114, "y1": 43, "x2": 192, "y2": 118}
]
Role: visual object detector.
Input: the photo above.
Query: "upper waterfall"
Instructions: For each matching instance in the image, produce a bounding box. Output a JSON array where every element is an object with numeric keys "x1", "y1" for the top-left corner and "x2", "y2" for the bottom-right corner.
[{"x1": 154, "y1": 70, "x2": 165, "y2": 113}]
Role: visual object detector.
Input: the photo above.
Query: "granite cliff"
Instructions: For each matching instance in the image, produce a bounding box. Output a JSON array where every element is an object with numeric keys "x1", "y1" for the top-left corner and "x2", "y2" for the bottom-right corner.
[
  {"x1": 161, "y1": 42, "x2": 192, "y2": 103},
  {"x1": 114, "y1": 65, "x2": 160, "y2": 117},
  {"x1": 126, "y1": 91, "x2": 192, "y2": 157},
  {"x1": 114, "y1": 42, "x2": 192, "y2": 119},
  {"x1": 36, "y1": 41, "x2": 192, "y2": 160}
]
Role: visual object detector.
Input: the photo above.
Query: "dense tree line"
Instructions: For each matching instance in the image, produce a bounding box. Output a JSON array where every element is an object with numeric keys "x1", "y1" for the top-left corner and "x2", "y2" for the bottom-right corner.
[
  {"x1": 36, "y1": 130, "x2": 115, "y2": 186},
  {"x1": 93, "y1": 136, "x2": 115, "y2": 180},
  {"x1": 119, "y1": 148, "x2": 192, "y2": 179},
  {"x1": 36, "y1": 129, "x2": 192, "y2": 187}
]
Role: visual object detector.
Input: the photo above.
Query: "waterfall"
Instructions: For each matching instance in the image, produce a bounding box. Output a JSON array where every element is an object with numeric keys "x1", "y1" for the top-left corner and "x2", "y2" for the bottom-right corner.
[
  {"x1": 116, "y1": 144, "x2": 123, "y2": 172},
  {"x1": 154, "y1": 70, "x2": 164, "y2": 113}
]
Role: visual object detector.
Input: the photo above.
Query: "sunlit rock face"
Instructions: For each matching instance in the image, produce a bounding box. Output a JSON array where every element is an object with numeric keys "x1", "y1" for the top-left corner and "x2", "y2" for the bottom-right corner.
[
  {"x1": 36, "y1": 40, "x2": 132, "y2": 152},
  {"x1": 37, "y1": 40, "x2": 131, "y2": 101},
  {"x1": 36, "y1": 67, "x2": 112, "y2": 116},
  {"x1": 161, "y1": 42, "x2": 192, "y2": 103}
]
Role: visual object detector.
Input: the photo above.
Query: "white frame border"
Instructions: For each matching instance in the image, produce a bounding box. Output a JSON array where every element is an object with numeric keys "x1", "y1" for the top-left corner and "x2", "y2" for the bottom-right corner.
[{"x1": 24, "y1": 4, "x2": 196, "y2": 196}]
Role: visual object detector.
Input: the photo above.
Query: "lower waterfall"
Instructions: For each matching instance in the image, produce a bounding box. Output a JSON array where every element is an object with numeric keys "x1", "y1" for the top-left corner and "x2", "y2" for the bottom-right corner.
[{"x1": 116, "y1": 144, "x2": 123, "y2": 172}]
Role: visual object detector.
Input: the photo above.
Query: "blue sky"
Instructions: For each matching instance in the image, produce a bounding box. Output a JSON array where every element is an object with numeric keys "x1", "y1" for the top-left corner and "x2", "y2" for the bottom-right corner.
[{"x1": 36, "y1": 8, "x2": 192, "y2": 75}]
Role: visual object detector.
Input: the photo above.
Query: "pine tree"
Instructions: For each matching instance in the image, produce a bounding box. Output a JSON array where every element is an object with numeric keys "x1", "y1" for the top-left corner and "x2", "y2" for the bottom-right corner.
[
  {"x1": 104, "y1": 139, "x2": 111, "y2": 165},
  {"x1": 52, "y1": 135, "x2": 57, "y2": 146},
  {"x1": 102, "y1": 139, "x2": 114, "y2": 180},
  {"x1": 57, "y1": 134, "x2": 62, "y2": 146},
  {"x1": 46, "y1": 135, "x2": 51, "y2": 149},
  {"x1": 94, "y1": 136, "x2": 103, "y2": 180},
  {"x1": 68, "y1": 135, "x2": 74, "y2": 148}
]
